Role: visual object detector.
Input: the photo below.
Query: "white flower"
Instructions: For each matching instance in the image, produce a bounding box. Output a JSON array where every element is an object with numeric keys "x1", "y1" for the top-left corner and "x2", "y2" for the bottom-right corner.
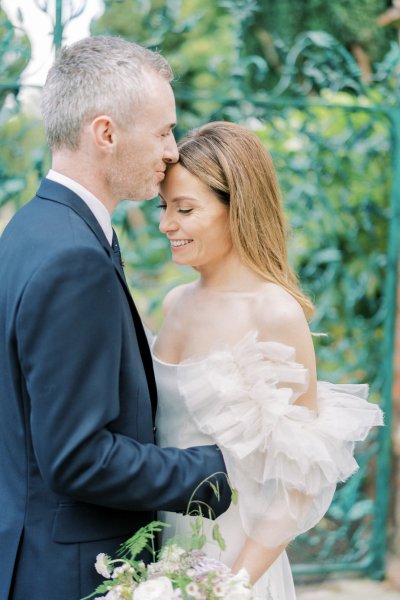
[
  {"x1": 231, "y1": 568, "x2": 251, "y2": 584},
  {"x1": 112, "y1": 563, "x2": 133, "y2": 578},
  {"x1": 227, "y1": 569, "x2": 253, "y2": 600},
  {"x1": 132, "y1": 577, "x2": 174, "y2": 600},
  {"x1": 212, "y1": 582, "x2": 227, "y2": 598},
  {"x1": 95, "y1": 553, "x2": 112, "y2": 579},
  {"x1": 228, "y1": 581, "x2": 253, "y2": 599},
  {"x1": 147, "y1": 558, "x2": 180, "y2": 576},
  {"x1": 159, "y1": 543, "x2": 186, "y2": 563},
  {"x1": 185, "y1": 581, "x2": 201, "y2": 598},
  {"x1": 103, "y1": 590, "x2": 122, "y2": 600}
]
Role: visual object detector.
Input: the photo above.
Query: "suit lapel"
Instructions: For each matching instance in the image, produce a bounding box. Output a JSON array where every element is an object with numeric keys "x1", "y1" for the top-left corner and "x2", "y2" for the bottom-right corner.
[
  {"x1": 36, "y1": 178, "x2": 111, "y2": 253},
  {"x1": 36, "y1": 179, "x2": 158, "y2": 420}
]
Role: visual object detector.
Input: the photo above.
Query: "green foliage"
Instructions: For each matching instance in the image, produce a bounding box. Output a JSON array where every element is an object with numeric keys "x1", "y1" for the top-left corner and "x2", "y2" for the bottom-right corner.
[
  {"x1": 0, "y1": 111, "x2": 47, "y2": 214},
  {"x1": 212, "y1": 523, "x2": 226, "y2": 551},
  {"x1": 118, "y1": 520, "x2": 167, "y2": 561},
  {"x1": 0, "y1": 6, "x2": 42, "y2": 229},
  {"x1": 243, "y1": 0, "x2": 396, "y2": 91},
  {"x1": 190, "y1": 515, "x2": 208, "y2": 550},
  {"x1": 0, "y1": 7, "x2": 31, "y2": 106}
]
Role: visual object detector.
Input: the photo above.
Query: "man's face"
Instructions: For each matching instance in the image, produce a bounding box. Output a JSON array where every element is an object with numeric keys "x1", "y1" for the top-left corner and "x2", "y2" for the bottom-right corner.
[{"x1": 109, "y1": 71, "x2": 179, "y2": 202}]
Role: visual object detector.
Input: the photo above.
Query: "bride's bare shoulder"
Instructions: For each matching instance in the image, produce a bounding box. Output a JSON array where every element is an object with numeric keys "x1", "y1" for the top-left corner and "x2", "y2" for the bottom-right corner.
[
  {"x1": 255, "y1": 283, "x2": 317, "y2": 409},
  {"x1": 254, "y1": 283, "x2": 310, "y2": 342},
  {"x1": 162, "y1": 281, "x2": 196, "y2": 316}
]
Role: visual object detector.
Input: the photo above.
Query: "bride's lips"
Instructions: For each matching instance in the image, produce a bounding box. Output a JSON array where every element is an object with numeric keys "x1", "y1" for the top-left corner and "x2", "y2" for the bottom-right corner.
[{"x1": 169, "y1": 239, "x2": 193, "y2": 250}]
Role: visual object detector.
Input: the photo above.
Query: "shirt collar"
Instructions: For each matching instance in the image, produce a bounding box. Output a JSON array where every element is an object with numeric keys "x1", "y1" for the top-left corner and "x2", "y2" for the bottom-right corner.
[{"x1": 46, "y1": 169, "x2": 113, "y2": 245}]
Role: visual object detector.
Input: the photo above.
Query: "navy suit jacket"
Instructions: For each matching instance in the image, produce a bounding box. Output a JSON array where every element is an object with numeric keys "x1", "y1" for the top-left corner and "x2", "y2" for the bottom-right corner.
[{"x1": 0, "y1": 179, "x2": 230, "y2": 600}]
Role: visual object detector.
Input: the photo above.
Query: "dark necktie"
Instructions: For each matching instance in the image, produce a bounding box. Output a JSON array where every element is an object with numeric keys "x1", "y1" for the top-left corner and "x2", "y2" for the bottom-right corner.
[{"x1": 111, "y1": 229, "x2": 123, "y2": 268}]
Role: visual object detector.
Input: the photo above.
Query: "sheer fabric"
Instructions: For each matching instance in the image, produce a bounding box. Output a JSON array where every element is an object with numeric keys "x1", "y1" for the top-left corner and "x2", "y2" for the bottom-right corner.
[{"x1": 176, "y1": 331, "x2": 383, "y2": 549}]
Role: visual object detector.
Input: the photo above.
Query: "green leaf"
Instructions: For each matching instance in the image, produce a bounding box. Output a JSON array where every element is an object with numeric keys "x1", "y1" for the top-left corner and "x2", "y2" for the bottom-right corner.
[
  {"x1": 198, "y1": 534, "x2": 207, "y2": 549},
  {"x1": 231, "y1": 488, "x2": 239, "y2": 505},
  {"x1": 117, "y1": 521, "x2": 169, "y2": 560},
  {"x1": 208, "y1": 480, "x2": 220, "y2": 501},
  {"x1": 212, "y1": 523, "x2": 227, "y2": 551}
]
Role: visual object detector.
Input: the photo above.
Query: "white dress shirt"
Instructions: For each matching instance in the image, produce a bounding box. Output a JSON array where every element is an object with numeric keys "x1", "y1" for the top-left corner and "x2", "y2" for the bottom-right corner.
[{"x1": 46, "y1": 169, "x2": 113, "y2": 245}]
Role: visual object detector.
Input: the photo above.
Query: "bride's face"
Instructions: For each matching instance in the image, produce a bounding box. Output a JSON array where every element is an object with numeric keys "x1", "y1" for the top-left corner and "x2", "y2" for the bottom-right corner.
[{"x1": 159, "y1": 163, "x2": 233, "y2": 269}]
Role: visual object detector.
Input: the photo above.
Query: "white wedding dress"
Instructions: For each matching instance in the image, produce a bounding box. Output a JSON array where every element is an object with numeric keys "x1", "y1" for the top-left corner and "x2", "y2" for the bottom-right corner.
[{"x1": 152, "y1": 331, "x2": 383, "y2": 600}]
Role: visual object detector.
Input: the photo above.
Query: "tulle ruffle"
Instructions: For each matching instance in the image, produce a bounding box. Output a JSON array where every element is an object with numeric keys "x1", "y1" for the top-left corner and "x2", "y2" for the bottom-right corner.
[{"x1": 177, "y1": 331, "x2": 384, "y2": 548}]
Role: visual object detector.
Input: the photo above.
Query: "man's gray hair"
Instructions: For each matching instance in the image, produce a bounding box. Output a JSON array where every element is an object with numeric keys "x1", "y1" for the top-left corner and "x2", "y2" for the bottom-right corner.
[{"x1": 41, "y1": 36, "x2": 173, "y2": 151}]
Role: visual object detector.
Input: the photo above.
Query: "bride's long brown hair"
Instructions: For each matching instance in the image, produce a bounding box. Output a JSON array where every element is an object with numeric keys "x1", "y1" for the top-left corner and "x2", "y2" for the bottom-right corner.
[{"x1": 177, "y1": 121, "x2": 314, "y2": 318}]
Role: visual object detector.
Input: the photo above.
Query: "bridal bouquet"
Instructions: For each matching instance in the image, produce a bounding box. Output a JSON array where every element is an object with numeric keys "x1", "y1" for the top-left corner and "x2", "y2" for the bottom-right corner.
[{"x1": 82, "y1": 519, "x2": 254, "y2": 600}]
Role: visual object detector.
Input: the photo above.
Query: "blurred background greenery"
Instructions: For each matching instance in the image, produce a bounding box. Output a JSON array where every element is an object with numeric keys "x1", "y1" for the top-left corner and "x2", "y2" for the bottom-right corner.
[{"x1": 0, "y1": 0, "x2": 399, "y2": 581}]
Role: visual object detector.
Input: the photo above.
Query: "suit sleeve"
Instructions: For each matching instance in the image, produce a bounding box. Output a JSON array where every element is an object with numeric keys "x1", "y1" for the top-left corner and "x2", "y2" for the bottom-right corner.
[{"x1": 16, "y1": 246, "x2": 229, "y2": 515}]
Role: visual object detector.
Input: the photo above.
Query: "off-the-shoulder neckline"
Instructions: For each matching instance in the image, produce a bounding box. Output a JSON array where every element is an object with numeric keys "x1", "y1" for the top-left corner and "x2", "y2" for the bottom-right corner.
[
  {"x1": 151, "y1": 330, "x2": 303, "y2": 368},
  {"x1": 151, "y1": 338, "x2": 204, "y2": 367}
]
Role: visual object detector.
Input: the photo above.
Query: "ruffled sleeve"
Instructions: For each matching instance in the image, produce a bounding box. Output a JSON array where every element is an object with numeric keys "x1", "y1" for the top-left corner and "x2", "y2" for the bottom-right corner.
[{"x1": 177, "y1": 331, "x2": 384, "y2": 548}]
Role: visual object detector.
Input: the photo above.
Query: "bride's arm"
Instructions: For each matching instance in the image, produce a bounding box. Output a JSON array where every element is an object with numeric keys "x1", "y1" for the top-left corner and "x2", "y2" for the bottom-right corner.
[
  {"x1": 232, "y1": 539, "x2": 287, "y2": 583},
  {"x1": 232, "y1": 295, "x2": 317, "y2": 582}
]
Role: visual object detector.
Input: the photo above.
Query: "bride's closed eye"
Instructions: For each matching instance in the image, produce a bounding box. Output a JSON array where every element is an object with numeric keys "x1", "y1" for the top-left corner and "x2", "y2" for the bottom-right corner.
[{"x1": 157, "y1": 204, "x2": 193, "y2": 215}]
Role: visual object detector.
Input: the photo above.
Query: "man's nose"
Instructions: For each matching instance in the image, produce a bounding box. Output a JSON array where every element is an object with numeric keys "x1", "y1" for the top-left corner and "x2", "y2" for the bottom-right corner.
[{"x1": 163, "y1": 134, "x2": 179, "y2": 164}]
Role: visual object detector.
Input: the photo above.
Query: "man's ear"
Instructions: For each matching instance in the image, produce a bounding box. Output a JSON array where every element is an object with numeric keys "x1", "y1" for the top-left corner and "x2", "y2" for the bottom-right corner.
[{"x1": 90, "y1": 115, "x2": 116, "y2": 150}]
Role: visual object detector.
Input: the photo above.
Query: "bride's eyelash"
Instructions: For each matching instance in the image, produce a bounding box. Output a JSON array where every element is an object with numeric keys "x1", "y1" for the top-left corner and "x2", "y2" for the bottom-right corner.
[{"x1": 156, "y1": 205, "x2": 193, "y2": 215}]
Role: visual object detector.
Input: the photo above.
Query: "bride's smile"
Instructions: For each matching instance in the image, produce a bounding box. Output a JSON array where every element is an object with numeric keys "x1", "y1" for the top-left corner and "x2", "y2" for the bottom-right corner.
[{"x1": 169, "y1": 239, "x2": 193, "y2": 247}]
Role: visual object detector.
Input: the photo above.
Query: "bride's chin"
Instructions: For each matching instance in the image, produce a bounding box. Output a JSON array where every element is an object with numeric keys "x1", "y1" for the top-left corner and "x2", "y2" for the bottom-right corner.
[{"x1": 172, "y1": 257, "x2": 198, "y2": 269}]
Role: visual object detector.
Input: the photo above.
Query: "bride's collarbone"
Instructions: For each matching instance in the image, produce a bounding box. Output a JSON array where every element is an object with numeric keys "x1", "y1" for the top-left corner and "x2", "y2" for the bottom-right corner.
[
  {"x1": 157, "y1": 284, "x2": 290, "y2": 362},
  {"x1": 157, "y1": 322, "x2": 254, "y2": 364},
  {"x1": 170, "y1": 292, "x2": 260, "y2": 324}
]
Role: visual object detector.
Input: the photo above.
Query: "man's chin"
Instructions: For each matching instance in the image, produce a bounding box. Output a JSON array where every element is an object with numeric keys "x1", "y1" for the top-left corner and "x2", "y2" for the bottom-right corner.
[{"x1": 124, "y1": 187, "x2": 160, "y2": 203}]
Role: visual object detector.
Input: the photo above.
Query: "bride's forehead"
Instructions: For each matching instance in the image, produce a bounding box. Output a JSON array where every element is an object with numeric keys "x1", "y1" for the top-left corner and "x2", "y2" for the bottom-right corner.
[{"x1": 162, "y1": 167, "x2": 221, "y2": 203}]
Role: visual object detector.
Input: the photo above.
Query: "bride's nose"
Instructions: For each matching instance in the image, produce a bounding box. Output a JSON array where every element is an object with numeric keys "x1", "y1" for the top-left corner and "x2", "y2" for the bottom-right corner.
[{"x1": 159, "y1": 210, "x2": 178, "y2": 234}]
